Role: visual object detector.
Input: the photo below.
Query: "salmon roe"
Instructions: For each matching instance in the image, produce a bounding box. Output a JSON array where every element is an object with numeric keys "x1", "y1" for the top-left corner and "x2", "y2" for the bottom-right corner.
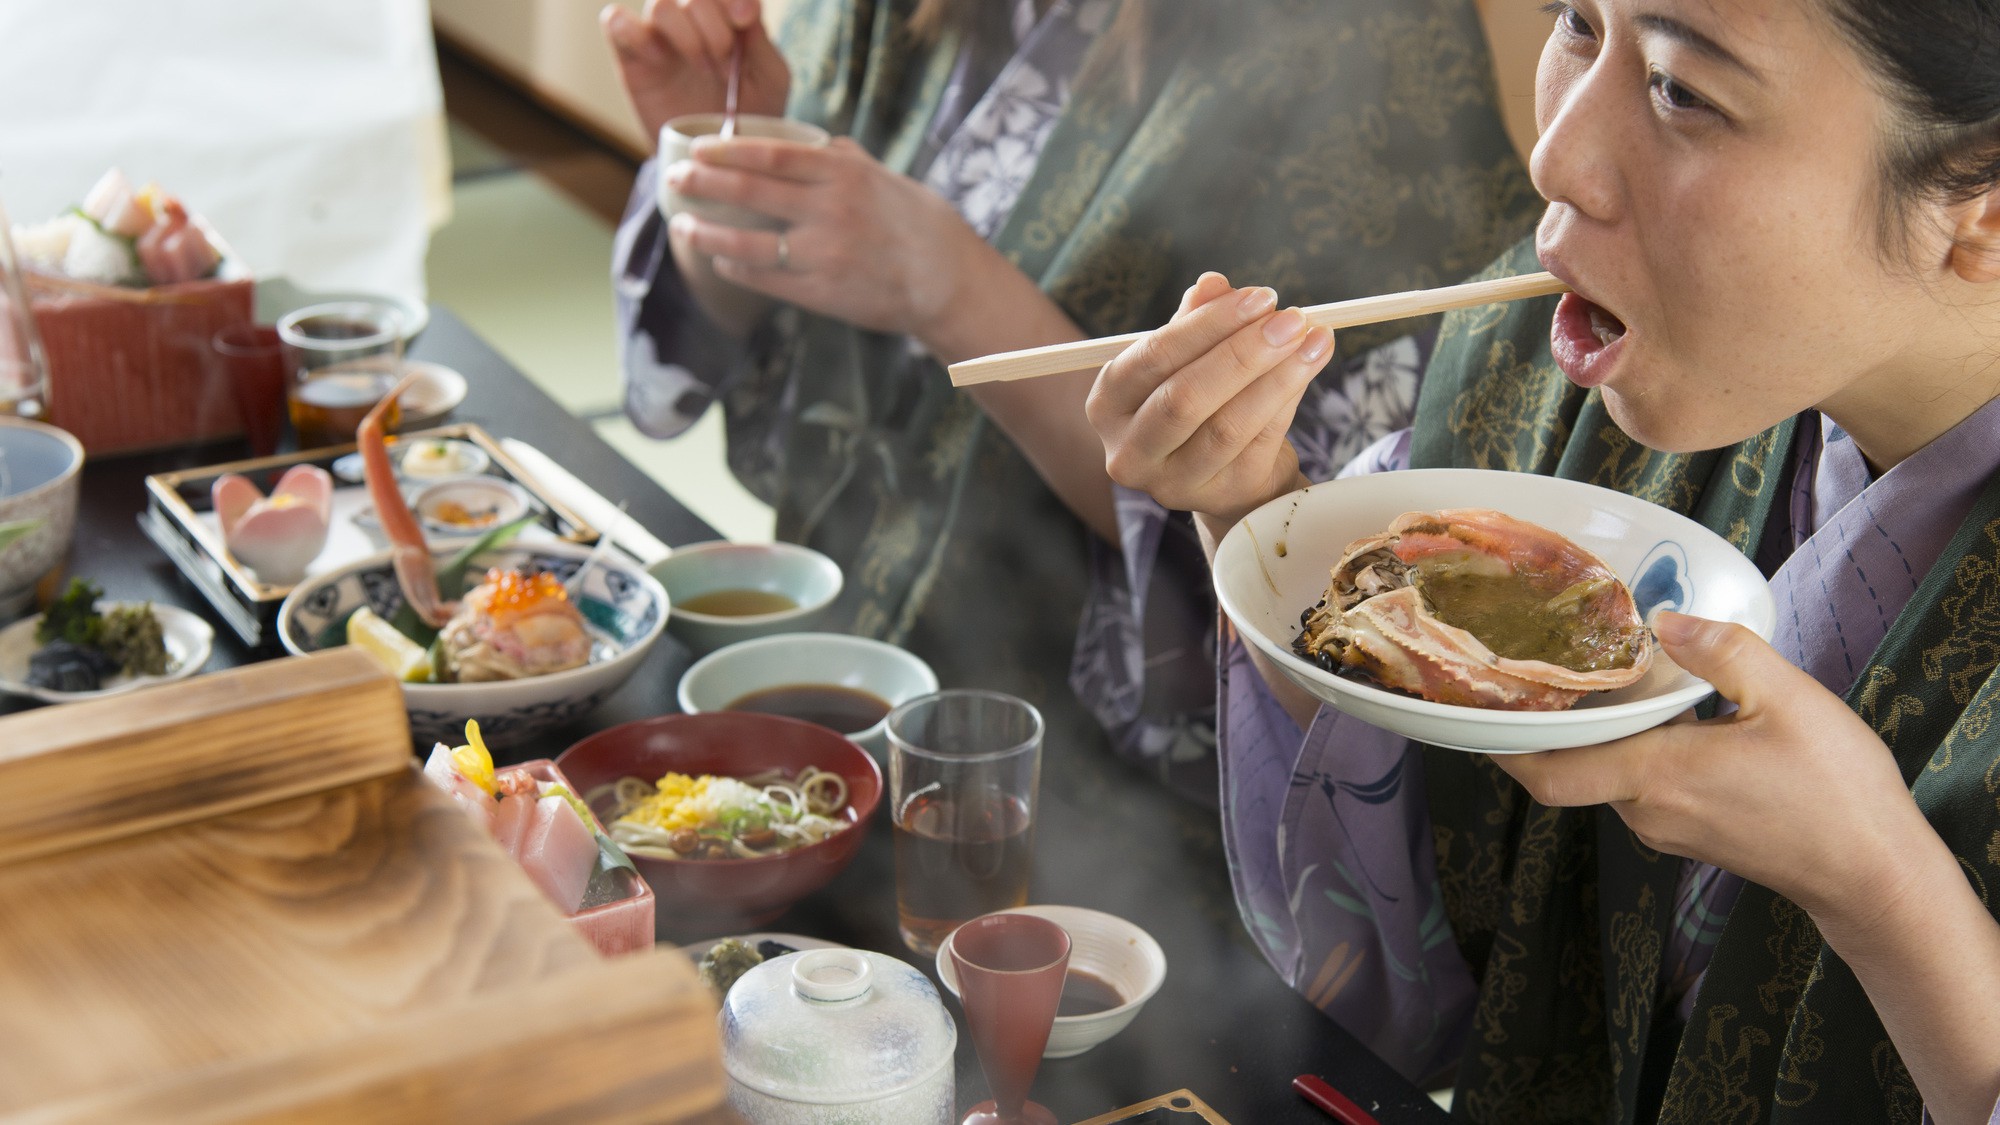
[{"x1": 479, "y1": 568, "x2": 570, "y2": 617}]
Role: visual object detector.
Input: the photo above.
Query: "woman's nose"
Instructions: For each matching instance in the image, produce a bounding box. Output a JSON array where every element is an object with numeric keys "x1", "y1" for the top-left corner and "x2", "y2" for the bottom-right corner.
[{"x1": 1530, "y1": 58, "x2": 1625, "y2": 224}]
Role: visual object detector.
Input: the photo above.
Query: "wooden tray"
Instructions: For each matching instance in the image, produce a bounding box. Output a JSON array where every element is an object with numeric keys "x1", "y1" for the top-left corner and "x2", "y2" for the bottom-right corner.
[
  {"x1": 141, "y1": 423, "x2": 599, "y2": 646},
  {"x1": 0, "y1": 649, "x2": 726, "y2": 1124}
]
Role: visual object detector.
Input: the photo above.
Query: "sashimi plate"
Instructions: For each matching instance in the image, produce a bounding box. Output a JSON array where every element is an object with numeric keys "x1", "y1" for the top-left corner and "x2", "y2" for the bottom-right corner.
[{"x1": 1212, "y1": 469, "x2": 1774, "y2": 753}]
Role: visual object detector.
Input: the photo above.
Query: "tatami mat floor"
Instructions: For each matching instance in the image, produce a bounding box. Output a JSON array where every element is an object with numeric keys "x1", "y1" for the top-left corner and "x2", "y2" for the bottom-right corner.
[{"x1": 426, "y1": 54, "x2": 773, "y2": 544}]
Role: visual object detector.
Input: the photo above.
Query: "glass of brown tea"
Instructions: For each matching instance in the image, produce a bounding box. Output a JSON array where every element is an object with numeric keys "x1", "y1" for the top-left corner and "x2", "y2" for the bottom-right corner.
[
  {"x1": 886, "y1": 690, "x2": 1044, "y2": 956},
  {"x1": 276, "y1": 300, "x2": 403, "y2": 449}
]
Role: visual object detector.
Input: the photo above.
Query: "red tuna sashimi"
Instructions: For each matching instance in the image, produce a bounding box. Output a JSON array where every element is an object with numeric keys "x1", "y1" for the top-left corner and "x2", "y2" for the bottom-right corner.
[{"x1": 517, "y1": 795, "x2": 597, "y2": 914}]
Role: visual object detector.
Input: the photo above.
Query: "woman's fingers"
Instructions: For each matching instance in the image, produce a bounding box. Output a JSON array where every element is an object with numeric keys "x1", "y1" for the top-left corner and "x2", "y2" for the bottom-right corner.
[
  {"x1": 670, "y1": 213, "x2": 785, "y2": 267},
  {"x1": 1175, "y1": 272, "x2": 1235, "y2": 318},
  {"x1": 1171, "y1": 325, "x2": 1334, "y2": 486},
  {"x1": 1090, "y1": 284, "x2": 1278, "y2": 422},
  {"x1": 1119, "y1": 308, "x2": 1320, "y2": 464},
  {"x1": 666, "y1": 159, "x2": 814, "y2": 222},
  {"x1": 693, "y1": 136, "x2": 841, "y2": 184},
  {"x1": 674, "y1": 0, "x2": 738, "y2": 68}
]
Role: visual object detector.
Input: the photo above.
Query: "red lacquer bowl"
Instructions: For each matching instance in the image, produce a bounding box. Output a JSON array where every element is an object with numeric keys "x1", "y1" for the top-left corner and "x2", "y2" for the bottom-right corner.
[{"x1": 556, "y1": 713, "x2": 882, "y2": 935}]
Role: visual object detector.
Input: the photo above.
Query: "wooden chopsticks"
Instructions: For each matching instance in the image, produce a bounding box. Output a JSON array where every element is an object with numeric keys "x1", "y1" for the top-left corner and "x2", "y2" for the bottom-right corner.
[{"x1": 946, "y1": 271, "x2": 1571, "y2": 387}]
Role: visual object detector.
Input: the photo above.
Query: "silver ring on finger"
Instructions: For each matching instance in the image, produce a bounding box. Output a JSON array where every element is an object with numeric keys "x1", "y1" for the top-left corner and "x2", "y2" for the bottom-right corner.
[{"x1": 776, "y1": 231, "x2": 791, "y2": 271}]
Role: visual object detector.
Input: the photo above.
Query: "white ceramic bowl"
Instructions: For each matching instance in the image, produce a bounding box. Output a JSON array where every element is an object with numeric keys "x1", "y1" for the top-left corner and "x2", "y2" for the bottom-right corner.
[
  {"x1": 649, "y1": 540, "x2": 843, "y2": 656},
  {"x1": 1213, "y1": 469, "x2": 1776, "y2": 754},
  {"x1": 657, "y1": 114, "x2": 831, "y2": 230},
  {"x1": 936, "y1": 905, "x2": 1167, "y2": 1059},
  {"x1": 0, "y1": 418, "x2": 83, "y2": 620},
  {"x1": 0, "y1": 601, "x2": 213, "y2": 703},
  {"x1": 277, "y1": 540, "x2": 669, "y2": 750},
  {"x1": 678, "y1": 632, "x2": 938, "y2": 754}
]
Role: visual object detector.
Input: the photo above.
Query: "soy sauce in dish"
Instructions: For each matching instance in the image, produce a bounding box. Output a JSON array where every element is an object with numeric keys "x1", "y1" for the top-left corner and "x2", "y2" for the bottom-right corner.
[
  {"x1": 726, "y1": 684, "x2": 892, "y2": 734},
  {"x1": 678, "y1": 589, "x2": 799, "y2": 616},
  {"x1": 1057, "y1": 969, "x2": 1125, "y2": 1018}
]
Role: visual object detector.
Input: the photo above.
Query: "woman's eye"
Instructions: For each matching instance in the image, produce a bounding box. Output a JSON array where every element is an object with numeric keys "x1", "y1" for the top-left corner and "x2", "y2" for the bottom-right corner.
[
  {"x1": 1541, "y1": 3, "x2": 1597, "y2": 40},
  {"x1": 1649, "y1": 70, "x2": 1714, "y2": 113}
]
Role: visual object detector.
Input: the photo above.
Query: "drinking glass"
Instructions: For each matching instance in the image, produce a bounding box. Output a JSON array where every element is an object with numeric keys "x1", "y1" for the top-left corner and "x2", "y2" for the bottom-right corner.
[
  {"x1": 277, "y1": 300, "x2": 402, "y2": 448},
  {"x1": 0, "y1": 195, "x2": 48, "y2": 420},
  {"x1": 887, "y1": 690, "x2": 1044, "y2": 955},
  {"x1": 949, "y1": 912, "x2": 1070, "y2": 1125},
  {"x1": 210, "y1": 324, "x2": 286, "y2": 457}
]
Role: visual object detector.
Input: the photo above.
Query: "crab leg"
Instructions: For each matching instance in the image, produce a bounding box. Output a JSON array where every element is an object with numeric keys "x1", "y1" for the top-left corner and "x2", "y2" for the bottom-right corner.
[{"x1": 359, "y1": 369, "x2": 455, "y2": 627}]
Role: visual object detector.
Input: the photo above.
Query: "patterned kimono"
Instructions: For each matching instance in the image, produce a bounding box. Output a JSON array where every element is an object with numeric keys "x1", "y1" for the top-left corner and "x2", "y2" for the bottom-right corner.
[
  {"x1": 615, "y1": 0, "x2": 1539, "y2": 785},
  {"x1": 1224, "y1": 237, "x2": 2000, "y2": 1122}
]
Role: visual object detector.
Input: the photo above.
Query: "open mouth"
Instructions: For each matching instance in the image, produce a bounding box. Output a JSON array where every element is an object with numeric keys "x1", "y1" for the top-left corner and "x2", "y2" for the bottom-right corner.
[{"x1": 1550, "y1": 293, "x2": 1629, "y2": 389}]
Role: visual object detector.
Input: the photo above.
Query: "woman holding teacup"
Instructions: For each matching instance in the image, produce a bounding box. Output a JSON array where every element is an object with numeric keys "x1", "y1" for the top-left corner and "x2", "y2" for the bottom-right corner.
[
  {"x1": 602, "y1": 0, "x2": 1542, "y2": 796},
  {"x1": 1086, "y1": 0, "x2": 2000, "y2": 1120}
]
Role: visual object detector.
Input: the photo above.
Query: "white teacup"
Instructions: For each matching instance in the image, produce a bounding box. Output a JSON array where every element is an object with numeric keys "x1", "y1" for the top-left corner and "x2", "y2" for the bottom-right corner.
[
  {"x1": 648, "y1": 540, "x2": 843, "y2": 656},
  {"x1": 656, "y1": 114, "x2": 832, "y2": 231}
]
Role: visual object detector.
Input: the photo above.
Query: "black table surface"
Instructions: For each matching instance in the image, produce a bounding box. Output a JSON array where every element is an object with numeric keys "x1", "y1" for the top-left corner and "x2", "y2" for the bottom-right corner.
[{"x1": 5, "y1": 308, "x2": 1448, "y2": 1125}]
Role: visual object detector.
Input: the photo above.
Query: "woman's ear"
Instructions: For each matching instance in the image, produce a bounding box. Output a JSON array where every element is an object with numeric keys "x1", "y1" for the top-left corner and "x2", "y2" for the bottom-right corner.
[{"x1": 1948, "y1": 182, "x2": 2000, "y2": 284}]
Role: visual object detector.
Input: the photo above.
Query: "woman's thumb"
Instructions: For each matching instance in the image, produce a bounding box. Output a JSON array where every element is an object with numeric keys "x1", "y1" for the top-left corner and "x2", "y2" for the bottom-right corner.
[{"x1": 1652, "y1": 611, "x2": 1782, "y2": 705}]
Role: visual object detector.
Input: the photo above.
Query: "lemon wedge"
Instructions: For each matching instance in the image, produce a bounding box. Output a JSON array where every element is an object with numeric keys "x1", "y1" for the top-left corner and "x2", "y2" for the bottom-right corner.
[{"x1": 346, "y1": 606, "x2": 433, "y2": 683}]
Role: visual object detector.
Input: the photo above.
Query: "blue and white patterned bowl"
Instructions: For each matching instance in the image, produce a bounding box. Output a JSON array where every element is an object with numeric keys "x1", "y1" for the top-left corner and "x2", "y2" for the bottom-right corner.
[
  {"x1": 1214, "y1": 469, "x2": 1776, "y2": 754},
  {"x1": 277, "y1": 541, "x2": 668, "y2": 750}
]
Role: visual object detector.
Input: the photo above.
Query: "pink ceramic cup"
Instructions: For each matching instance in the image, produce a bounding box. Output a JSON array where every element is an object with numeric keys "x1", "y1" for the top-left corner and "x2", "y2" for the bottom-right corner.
[{"x1": 948, "y1": 912, "x2": 1071, "y2": 1125}]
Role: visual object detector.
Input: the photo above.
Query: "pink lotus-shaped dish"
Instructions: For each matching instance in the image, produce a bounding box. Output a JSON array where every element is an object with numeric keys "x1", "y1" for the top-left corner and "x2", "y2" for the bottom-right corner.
[{"x1": 214, "y1": 464, "x2": 333, "y2": 585}]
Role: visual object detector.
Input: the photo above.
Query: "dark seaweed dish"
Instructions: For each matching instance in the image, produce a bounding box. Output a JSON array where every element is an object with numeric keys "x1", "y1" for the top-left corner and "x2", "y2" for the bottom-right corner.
[{"x1": 26, "y1": 579, "x2": 172, "y2": 692}]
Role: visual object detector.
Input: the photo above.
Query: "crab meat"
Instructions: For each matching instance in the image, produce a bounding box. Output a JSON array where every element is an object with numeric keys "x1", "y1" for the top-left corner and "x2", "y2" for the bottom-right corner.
[{"x1": 1296, "y1": 509, "x2": 1653, "y2": 711}]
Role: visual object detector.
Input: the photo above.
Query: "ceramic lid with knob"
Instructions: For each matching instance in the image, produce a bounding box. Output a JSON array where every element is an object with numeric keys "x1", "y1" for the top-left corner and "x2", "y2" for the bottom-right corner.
[{"x1": 720, "y1": 948, "x2": 959, "y2": 1105}]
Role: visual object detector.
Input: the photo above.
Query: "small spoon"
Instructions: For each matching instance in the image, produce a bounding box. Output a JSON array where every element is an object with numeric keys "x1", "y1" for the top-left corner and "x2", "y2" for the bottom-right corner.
[{"x1": 720, "y1": 28, "x2": 745, "y2": 140}]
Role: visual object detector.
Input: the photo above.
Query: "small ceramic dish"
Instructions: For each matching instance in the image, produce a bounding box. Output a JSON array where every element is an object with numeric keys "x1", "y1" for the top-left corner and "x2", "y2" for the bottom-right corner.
[
  {"x1": 1213, "y1": 469, "x2": 1777, "y2": 754},
  {"x1": 936, "y1": 904, "x2": 1167, "y2": 1059},
  {"x1": 413, "y1": 477, "x2": 531, "y2": 539},
  {"x1": 649, "y1": 540, "x2": 843, "y2": 656},
  {"x1": 277, "y1": 541, "x2": 668, "y2": 749},
  {"x1": 396, "y1": 361, "x2": 469, "y2": 430},
  {"x1": 678, "y1": 632, "x2": 939, "y2": 754},
  {"x1": 398, "y1": 437, "x2": 490, "y2": 481},
  {"x1": 0, "y1": 602, "x2": 214, "y2": 703}
]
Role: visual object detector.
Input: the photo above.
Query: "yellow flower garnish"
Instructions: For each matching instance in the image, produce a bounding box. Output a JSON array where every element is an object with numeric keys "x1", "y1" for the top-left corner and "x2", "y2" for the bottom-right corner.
[{"x1": 451, "y1": 719, "x2": 497, "y2": 796}]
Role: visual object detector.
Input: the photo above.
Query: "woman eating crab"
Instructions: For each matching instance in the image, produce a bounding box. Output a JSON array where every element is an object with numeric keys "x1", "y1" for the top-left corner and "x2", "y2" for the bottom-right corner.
[{"x1": 1082, "y1": 0, "x2": 2000, "y2": 1121}]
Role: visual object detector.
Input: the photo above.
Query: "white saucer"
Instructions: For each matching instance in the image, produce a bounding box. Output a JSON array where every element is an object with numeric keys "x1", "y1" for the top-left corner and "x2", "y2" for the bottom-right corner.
[{"x1": 0, "y1": 602, "x2": 215, "y2": 703}]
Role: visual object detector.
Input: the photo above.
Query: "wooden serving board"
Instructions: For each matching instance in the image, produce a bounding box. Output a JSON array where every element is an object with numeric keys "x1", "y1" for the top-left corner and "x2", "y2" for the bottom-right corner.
[{"x1": 0, "y1": 649, "x2": 728, "y2": 1124}]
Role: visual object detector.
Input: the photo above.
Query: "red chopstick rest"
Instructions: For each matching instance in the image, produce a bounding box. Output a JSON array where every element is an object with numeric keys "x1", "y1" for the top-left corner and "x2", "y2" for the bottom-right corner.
[{"x1": 1292, "y1": 1074, "x2": 1382, "y2": 1125}]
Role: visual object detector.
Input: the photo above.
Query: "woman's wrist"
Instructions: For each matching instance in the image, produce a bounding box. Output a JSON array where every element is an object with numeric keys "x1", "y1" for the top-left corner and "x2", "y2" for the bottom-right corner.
[
  {"x1": 1192, "y1": 469, "x2": 1315, "y2": 553},
  {"x1": 913, "y1": 230, "x2": 1070, "y2": 366}
]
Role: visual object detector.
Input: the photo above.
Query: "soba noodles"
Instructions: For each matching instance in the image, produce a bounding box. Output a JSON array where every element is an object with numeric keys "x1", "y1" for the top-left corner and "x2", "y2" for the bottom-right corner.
[{"x1": 587, "y1": 767, "x2": 851, "y2": 860}]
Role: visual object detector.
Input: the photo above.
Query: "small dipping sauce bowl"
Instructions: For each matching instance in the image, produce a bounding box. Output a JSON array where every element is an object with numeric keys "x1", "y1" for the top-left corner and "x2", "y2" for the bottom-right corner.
[
  {"x1": 936, "y1": 904, "x2": 1167, "y2": 1059},
  {"x1": 678, "y1": 632, "x2": 938, "y2": 754},
  {"x1": 413, "y1": 477, "x2": 531, "y2": 540},
  {"x1": 657, "y1": 114, "x2": 831, "y2": 230},
  {"x1": 648, "y1": 540, "x2": 842, "y2": 656}
]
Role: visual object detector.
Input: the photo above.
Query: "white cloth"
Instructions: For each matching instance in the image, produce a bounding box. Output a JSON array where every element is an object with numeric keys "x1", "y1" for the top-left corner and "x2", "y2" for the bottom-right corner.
[{"x1": 0, "y1": 0, "x2": 449, "y2": 304}]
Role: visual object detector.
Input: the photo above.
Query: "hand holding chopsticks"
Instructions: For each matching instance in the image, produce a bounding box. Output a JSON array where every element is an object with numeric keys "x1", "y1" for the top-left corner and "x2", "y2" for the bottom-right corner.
[{"x1": 946, "y1": 271, "x2": 1568, "y2": 387}]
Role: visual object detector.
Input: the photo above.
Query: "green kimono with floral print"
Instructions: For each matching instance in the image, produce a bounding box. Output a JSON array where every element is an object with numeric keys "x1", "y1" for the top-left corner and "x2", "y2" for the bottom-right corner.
[
  {"x1": 729, "y1": 0, "x2": 1539, "y2": 723},
  {"x1": 1411, "y1": 239, "x2": 2000, "y2": 1124}
]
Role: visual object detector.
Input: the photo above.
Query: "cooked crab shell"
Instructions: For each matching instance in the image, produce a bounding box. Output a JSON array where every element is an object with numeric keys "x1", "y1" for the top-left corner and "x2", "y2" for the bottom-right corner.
[{"x1": 1295, "y1": 508, "x2": 1653, "y2": 711}]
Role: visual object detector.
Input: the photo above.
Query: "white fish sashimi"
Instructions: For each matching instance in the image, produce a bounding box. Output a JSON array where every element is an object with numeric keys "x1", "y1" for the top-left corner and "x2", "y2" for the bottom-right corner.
[{"x1": 60, "y1": 223, "x2": 141, "y2": 286}]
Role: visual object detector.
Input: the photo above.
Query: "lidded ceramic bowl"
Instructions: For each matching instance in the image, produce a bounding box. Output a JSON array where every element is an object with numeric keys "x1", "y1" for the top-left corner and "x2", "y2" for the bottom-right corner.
[{"x1": 721, "y1": 948, "x2": 956, "y2": 1124}]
